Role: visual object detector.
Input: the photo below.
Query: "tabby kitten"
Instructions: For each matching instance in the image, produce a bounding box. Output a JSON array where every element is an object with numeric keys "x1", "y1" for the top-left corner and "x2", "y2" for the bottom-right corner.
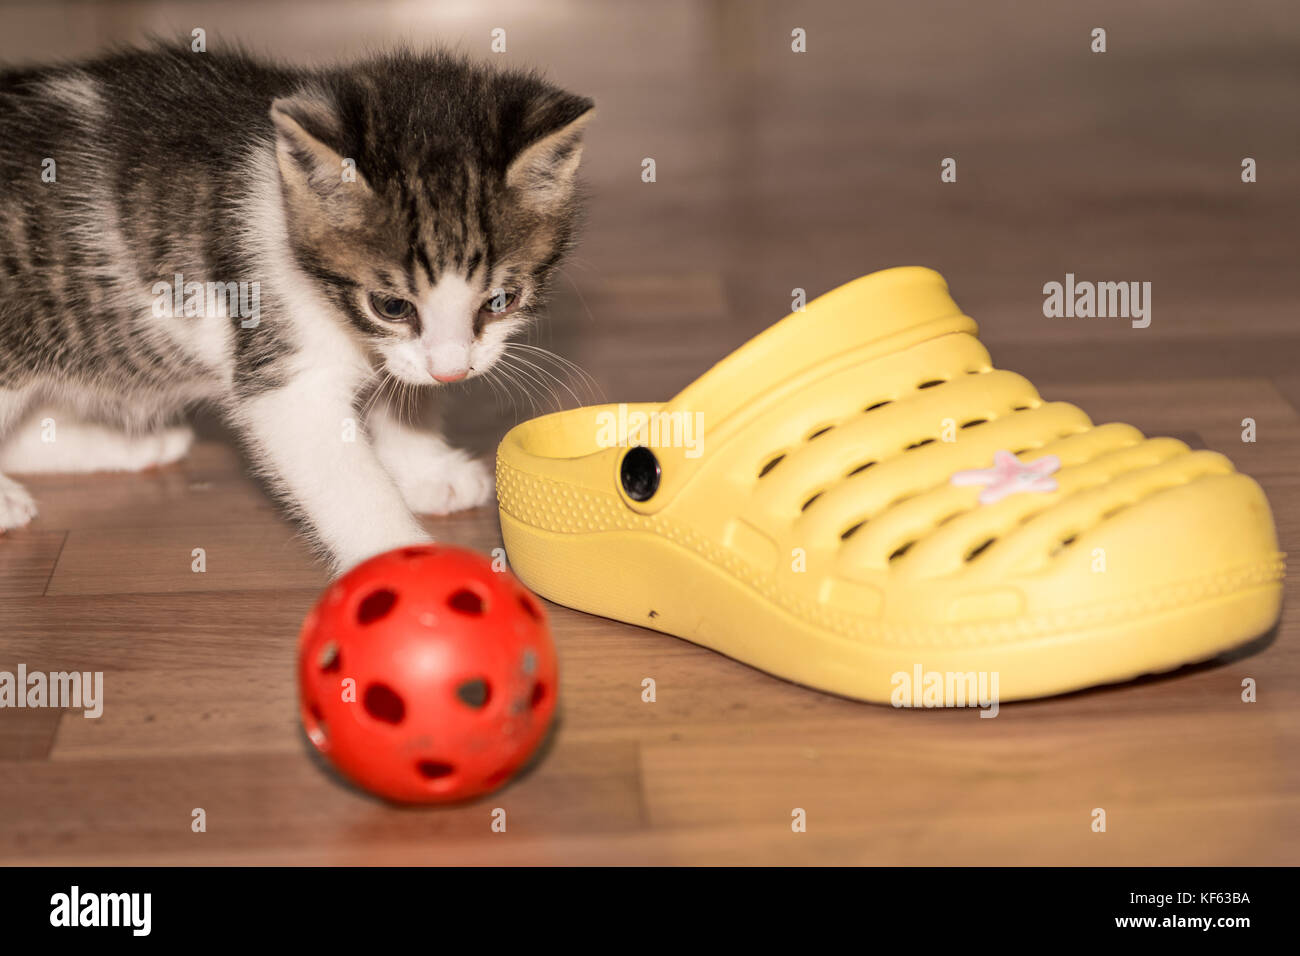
[{"x1": 0, "y1": 44, "x2": 593, "y2": 571}]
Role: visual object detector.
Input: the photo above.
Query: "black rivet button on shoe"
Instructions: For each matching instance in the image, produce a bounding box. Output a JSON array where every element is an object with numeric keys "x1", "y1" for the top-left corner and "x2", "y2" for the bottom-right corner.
[{"x1": 620, "y1": 446, "x2": 660, "y2": 501}]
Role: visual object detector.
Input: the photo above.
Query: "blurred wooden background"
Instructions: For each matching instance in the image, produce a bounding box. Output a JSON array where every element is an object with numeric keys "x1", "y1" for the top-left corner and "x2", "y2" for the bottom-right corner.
[{"x1": 0, "y1": 0, "x2": 1296, "y2": 864}]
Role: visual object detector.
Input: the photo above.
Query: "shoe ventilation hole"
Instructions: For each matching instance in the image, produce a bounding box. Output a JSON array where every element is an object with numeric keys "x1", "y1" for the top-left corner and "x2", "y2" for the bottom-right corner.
[
  {"x1": 1012, "y1": 405, "x2": 1033, "y2": 412},
  {"x1": 888, "y1": 541, "x2": 915, "y2": 562},
  {"x1": 363, "y1": 683, "x2": 406, "y2": 724},
  {"x1": 357, "y1": 588, "x2": 397, "y2": 625},
  {"x1": 960, "y1": 418, "x2": 988, "y2": 429},
  {"x1": 1048, "y1": 534, "x2": 1079, "y2": 557},
  {"x1": 801, "y1": 492, "x2": 824, "y2": 512},
  {"x1": 840, "y1": 521, "x2": 865, "y2": 540},
  {"x1": 966, "y1": 538, "x2": 996, "y2": 561},
  {"x1": 865, "y1": 400, "x2": 893, "y2": 412},
  {"x1": 1010, "y1": 435, "x2": 1066, "y2": 458},
  {"x1": 317, "y1": 641, "x2": 341, "y2": 673},
  {"x1": 846, "y1": 461, "x2": 877, "y2": 477},
  {"x1": 759, "y1": 454, "x2": 785, "y2": 478},
  {"x1": 416, "y1": 760, "x2": 455, "y2": 780},
  {"x1": 448, "y1": 588, "x2": 486, "y2": 615},
  {"x1": 518, "y1": 592, "x2": 543, "y2": 621},
  {"x1": 530, "y1": 682, "x2": 548, "y2": 709},
  {"x1": 905, "y1": 438, "x2": 936, "y2": 451},
  {"x1": 456, "y1": 678, "x2": 491, "y2": 709},
  {"x1": 917, "y1": 379, "x2": 946, "y2": 389},
  {"x1": 807, "y1": 425, "x2": 834, "y2": 440}
]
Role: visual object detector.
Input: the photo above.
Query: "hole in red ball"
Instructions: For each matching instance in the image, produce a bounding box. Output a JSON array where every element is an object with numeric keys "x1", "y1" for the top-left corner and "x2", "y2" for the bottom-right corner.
[
  {"x1": 318, "y1": 641, "x2": 341, "y2": 673},
  {"x1": 363, "y1": 683, "x2": 406, "y2": 724},
  {"x1": 402, "y1": 547, "x2": 433, "y2": 559},
  {"x1": 518, "y1": 592, "x2": 543, "y2": 621},
  {"x1": 448, "y1": 588, "x2": 486, "y2": 615},
  {"x1": 456, "y1": 678, "x2": 491, "y2": 709},
  {"x1": 357, "y1": 588, "x2": 398, "y2": 624},
  {"x1": 416, "y1": 760, "x2": 455, "y2": 780},
  {"x1": 530, "y1": 682, "x2": 547, "y2": 709}
]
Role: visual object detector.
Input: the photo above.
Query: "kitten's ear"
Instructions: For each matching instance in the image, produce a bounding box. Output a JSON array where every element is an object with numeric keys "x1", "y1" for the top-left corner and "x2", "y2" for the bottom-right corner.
[
  {"x1": 506, "y1": 98, "x2": 595, "y2": 210},
  {"x1": 270, "y1": 93, "x2": 371, "y2": 208}
]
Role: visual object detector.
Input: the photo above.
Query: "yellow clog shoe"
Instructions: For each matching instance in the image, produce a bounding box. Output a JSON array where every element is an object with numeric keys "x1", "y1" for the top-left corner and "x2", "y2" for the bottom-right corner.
[{"x1": 496, "y1": 267, "x2": 1284, "y2": 703}]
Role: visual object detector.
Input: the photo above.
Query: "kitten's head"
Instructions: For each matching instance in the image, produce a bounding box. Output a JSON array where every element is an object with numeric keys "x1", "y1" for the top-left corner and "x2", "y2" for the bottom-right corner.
[{"x1": 269, "y1": 51, "x2": 594, "y2": 385}]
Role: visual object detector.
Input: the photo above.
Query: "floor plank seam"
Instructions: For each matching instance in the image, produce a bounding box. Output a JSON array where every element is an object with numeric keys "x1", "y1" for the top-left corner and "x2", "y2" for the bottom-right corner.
[{"x1": 40, "y1": 531, "x2": 70, "y2": 597}]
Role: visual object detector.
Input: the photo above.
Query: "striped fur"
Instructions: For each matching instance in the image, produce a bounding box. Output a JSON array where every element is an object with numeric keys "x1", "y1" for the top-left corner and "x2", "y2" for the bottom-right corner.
[{"x1": 0, "y1": 43, "x2": 593, "y2": 570}]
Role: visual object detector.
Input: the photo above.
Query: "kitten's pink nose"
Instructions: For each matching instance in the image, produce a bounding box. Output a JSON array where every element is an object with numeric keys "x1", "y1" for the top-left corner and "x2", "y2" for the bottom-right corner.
[{"x1": 428, "y1": 343, "x2": 470, "y2": 383}]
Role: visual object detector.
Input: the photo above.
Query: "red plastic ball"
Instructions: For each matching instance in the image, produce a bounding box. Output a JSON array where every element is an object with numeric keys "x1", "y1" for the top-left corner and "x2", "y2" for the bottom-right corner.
[{"x1": 297, "y1": 544, "x2": 558, "y2": 804}]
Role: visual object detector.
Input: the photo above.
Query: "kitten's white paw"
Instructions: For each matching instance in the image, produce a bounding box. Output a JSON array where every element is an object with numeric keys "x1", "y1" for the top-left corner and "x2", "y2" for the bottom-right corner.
[
  {"x1": 0, "y1": 475, "x2": 37, "y2": 531},
  {"x1": 399, "y1": 453, "x2": 495, "y2": 515},
  {"x1": 330, "y1": 529, "x2": 436, "y2": 578}
]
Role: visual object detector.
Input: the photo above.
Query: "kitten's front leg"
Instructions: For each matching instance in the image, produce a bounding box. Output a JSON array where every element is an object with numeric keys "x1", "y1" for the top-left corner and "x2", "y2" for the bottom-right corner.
[
  {"x1": 367, "y1": 400, "x2": 494, "y2": 516},
  {"x1": 235, "y1": 371, "x2": 431, "y2": 572}
]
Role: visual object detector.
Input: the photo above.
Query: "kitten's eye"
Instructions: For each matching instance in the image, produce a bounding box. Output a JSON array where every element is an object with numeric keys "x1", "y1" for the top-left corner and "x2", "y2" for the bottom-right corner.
[
  {"x1": 480, "y1": 289, "x2": 521, "y2": 316},
  {"x1": 368, "y1": 292, "x2": 416, "y2": 323}
]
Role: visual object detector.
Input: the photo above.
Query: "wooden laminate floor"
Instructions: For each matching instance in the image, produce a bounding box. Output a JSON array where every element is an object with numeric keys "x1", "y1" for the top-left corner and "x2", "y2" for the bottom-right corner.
[{"x1": 0, "y1": 0, "x2": 1296, "y2": 864}]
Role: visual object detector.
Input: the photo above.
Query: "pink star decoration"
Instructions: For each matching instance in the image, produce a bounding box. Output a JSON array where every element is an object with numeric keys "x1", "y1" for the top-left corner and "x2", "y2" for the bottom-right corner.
[{"x1": 950, "y1": 450, "x2": 1061, "y2": 505}]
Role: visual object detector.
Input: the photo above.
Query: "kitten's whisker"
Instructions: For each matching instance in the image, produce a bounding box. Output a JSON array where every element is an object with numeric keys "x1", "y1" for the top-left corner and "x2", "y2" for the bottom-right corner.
[
  {"x1": 365, "y1": 378, "x2": 387, "y2": 419},
  {"x1": 504, "y1": 342, "x2": 603, "y2": 402},
  {"x1": 503, "y1": 344, "x2": 593, "y2": 407},
  {"x1": 394, "y1": 380, "x2": 408, "y2": 424},
  {"x1": 478, "y1": 367, "x2": 508, "y2": 413},
  {"x1": 558, "y1": 270, "x2": 598, "y2": 325},
  {"x1": 493, "y1": 357, "x2": 546, "y2": 418},
  {"x1": 501, "y1": 350, "x2": 583, "y2": 410},
  {"x1": 379, "y1": 376, "x2": 400, "y2": 421},
  {"x1": 487, "y1": 360, "x2": 531, "y2": 415},
  {"x1": 499, "y1": 354, "x2": 568, "y2": 411},
  {"x1": 402, "y1": 381, "x2": 419, "y2": 425},
  {"x1": 501, "y1": 363, "x2": 551, "y2": 418},
  {"x1": 358, "y1": 373, "x2": 391, "y2": 421},
  {"x1": 482, "y1": 366, "x2": 517, "y2": 416}
]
